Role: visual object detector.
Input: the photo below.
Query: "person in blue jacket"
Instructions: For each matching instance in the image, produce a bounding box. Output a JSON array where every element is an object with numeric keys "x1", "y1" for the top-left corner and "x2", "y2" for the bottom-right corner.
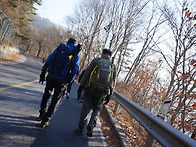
[{"x1": 38, "y1": 38, "x2": 80, "y2": 127}]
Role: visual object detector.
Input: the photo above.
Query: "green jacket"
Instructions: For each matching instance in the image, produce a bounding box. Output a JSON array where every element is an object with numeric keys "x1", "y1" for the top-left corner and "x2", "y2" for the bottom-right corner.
[{"x1": 80, "y1": 55, "x2": 116, "y2": 95}]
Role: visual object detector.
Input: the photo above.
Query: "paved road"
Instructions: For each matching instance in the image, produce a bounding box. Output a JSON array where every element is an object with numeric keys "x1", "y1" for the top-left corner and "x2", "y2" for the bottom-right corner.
[{"x1": 0, "y1": 55, "x2": 106, "y2": 147}]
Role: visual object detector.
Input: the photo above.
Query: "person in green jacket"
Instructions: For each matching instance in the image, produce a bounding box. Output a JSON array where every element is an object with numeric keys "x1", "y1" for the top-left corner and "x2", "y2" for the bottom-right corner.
[{"x1": 76, "y1": 49, "x2": 116, "y2": 137}]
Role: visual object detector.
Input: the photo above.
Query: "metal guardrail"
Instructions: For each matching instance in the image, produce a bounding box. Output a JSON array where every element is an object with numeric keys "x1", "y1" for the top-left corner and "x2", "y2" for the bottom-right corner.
[
  {"x1": 0, "y1": 10, "x2": 15, "y2": 43},
  {"x1": 112, "y1": 91, "x2": 196, "y2": 147}
]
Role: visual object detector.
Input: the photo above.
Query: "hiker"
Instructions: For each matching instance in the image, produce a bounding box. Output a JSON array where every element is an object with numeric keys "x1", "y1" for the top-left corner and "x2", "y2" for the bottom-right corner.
[
  {"x1": 42, "y1": 58, "x2": 46, "y2": 63},
  {"x1": 38, "y1": 38, "x2": 81, "y2": 127},
  {"x1": 77, "y1": 69, "x2": 86, "y2": 101},
  {"x1": 76, "y1": 49, "x2": 116, "y2": 137}
]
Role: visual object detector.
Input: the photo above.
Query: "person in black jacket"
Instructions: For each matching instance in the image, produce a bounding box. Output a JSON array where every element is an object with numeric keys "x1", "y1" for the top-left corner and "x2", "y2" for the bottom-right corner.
[{"x1": 38, "y1": 38, "x2": 81, "y2": 127}]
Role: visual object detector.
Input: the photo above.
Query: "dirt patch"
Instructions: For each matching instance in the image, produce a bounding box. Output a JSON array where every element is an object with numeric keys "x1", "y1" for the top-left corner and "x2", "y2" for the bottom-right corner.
[
  {"x1": 99, "y1": 106, "x2": 124, "y2": 147},
  {"x1": 0, "y1": 54, "x2": 22, "y2": 62}
]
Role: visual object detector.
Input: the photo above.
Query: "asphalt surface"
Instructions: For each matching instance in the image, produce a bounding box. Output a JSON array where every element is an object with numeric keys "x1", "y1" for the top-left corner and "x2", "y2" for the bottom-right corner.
[{"x1": 0, "y1": 55, "x2": 107, "y2": 147}]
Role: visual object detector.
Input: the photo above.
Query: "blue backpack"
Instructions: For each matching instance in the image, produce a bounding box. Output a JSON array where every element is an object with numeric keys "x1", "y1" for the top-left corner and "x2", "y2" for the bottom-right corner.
[
  {"x1": 48, "y1": 43, "x2": 76, "y2": 80},
  {"x1": 49, "y1": 49, "x2": 72, "y2": 77},
  {"x1": 44, "y1": 43, "x2": 81, "y2": 80}
]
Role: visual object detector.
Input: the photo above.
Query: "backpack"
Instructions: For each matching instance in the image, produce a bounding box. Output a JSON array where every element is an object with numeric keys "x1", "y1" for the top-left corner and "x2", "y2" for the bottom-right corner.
[
  {"x1": 88, "y1": 58, "x2": 114, "y2": 92},
  {"x1": 48, "y1": 43, "x2": 81, "y2": 80},
  {"x1": 49, "y1": 45, "x2": 73, "y2": 78}
]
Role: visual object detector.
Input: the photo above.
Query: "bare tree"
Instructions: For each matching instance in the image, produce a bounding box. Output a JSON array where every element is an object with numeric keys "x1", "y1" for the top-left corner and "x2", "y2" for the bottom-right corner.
[
  {"x1": 65, "y1": 0, "x2": 150, "y2": 73},
  {"x1": 65, "y1": 0, "x2": 110, "y2": 71},
  {"x1": 123, "y1": 9, "x2": 166, "y2": 84},
  {"x1": 156, "y1": 0, "x2": 196, "y2": 135},
  {"x1": 26, "y1": 23, "x2": 71, "y2": 58}
]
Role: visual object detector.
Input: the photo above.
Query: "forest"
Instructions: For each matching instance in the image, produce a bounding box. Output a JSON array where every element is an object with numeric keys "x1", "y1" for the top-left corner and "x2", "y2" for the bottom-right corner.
[{"x1": 0, "y1": 0, "x2": 195, "y2": 146}]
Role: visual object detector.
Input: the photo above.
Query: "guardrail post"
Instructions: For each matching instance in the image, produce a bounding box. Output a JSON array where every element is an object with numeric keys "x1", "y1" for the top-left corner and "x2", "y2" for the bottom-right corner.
[
  {"x1": 145, "y1": 134, "x2": 155, "y2": 147},
  {"x1": 114, "y1": 102, "x2": 120, "y2": 113}
]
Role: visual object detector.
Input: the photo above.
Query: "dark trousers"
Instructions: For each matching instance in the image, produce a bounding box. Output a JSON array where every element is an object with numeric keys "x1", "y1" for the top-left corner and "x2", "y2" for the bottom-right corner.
[
  {"x1": 78, "y1": 88, "x2": 107, "y2": 129},
  {"x1": 39, "y1": 76, "x2": 65, "y2": 122},
  {"x1": 66, "y1": 80, "x2": 74, "y2": 93},
  {"x1": 77, "y1": 86, "x2": 83, "y2": 100}
]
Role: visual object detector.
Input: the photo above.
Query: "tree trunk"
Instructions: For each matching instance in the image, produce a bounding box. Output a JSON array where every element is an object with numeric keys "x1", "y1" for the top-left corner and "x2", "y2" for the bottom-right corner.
[{"x1": 36, "y1": 42, "x2": 42, "y2": 57}]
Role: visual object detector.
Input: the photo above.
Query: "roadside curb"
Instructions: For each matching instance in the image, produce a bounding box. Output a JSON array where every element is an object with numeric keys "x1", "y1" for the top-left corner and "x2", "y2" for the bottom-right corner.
[{"x1": 104, "y1": 105, "x2": 131, "y2": 147}]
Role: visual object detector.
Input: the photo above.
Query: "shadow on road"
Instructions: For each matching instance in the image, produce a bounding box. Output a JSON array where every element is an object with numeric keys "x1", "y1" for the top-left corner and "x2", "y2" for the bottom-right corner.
[{"x1": 0, "y1": 82, "x2": 106, "y2": 147}]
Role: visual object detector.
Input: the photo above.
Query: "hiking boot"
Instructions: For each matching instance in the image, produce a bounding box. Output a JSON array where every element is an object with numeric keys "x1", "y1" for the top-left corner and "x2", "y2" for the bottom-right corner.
[
  {"x1": 87, "y1": 126, "x2": 93, "y2": 137},
  {"x1": 40, "y1": 121, "x2": 49, "y2": 128},
  {"x1": 76, "y1": 127, "x2": 83, "y2": 135}
]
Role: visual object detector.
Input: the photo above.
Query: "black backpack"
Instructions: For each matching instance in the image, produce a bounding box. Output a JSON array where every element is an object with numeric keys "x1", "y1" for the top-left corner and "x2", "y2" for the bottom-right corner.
[{"x1": 88, "y1": 58, "x2": 114, "y2": 92}]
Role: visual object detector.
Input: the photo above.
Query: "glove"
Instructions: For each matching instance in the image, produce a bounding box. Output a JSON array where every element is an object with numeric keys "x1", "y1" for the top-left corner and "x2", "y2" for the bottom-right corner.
[
  {"x1": 104, "y1": 95, "x2": 111, "y2": 105},
  {"x1": 39, "y1": 71, "x2": 46, "y2": 84}
]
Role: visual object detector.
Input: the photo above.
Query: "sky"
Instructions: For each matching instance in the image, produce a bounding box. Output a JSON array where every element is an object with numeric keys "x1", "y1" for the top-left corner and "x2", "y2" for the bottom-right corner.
[{"x1": 35, "y1": 0, "x2": 80, "y2": 26}]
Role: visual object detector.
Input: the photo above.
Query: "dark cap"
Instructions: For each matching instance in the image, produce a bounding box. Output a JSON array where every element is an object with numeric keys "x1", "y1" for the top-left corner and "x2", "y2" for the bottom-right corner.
[
  {"x1": 102, "y1": 49, "x2": 112, "y2": 56},
  {"x1": 67, "y1": 38, "x2": 76, "y2": 44}
]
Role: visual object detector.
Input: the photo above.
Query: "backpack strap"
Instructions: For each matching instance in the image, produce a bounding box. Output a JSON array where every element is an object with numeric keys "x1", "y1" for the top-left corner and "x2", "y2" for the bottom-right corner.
[{"x1": 88, "y1": 65, "x2": 97, "y2": 87}]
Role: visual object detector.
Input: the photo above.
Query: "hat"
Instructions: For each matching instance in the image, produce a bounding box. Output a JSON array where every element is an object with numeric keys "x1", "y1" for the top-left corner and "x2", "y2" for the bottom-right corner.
[
  {"x1": 67, "y1": 38, "x2": 76, "y2": 44},
  {"x1": 102, "y1": 49, "x2": 112, "y2": 56}
]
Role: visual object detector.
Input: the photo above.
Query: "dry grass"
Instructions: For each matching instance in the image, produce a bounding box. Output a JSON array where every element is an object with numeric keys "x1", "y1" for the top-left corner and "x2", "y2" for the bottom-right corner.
[{"x1": 0, "y1": 54, "x2": 22, "y2": 62}]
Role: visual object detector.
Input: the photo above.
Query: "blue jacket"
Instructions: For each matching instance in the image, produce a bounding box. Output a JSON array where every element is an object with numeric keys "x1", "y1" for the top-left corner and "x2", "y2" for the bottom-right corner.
[{"x1": 42, "y1": 43, "x2": 79, "y2": 82}]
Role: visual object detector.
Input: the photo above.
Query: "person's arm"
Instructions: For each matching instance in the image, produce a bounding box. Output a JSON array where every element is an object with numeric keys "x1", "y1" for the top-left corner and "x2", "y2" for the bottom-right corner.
[
  {"x1": 41, "y1": 49, "x2": 57, "y2": 72},
  {"x1": 113, "y1": 64, "x2": 117, "y2": 88},
  {"x1": 78, "y1": 70, "x2": 85, "y2": 83},
  {"x1": 66, "y1": 43, "x2": 82, "y2": 83},
  {"x1": 67, "y1": 55, "x2": 79, "y2": 83},
  {"x1": 80, "y1": 58, "x2": 98, "y2": 88},
  {"x1": 104, "y1": 64, "x2": 116, "y2": 104},
  {"x1": 39, "y1": 49, "x2": 57, "y2": 84}
]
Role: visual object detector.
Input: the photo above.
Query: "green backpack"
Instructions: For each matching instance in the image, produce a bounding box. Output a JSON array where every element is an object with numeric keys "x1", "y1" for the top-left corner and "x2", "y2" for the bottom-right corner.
[{"x1": 88, "y1": 58, "x2": 114, "y2": 92}]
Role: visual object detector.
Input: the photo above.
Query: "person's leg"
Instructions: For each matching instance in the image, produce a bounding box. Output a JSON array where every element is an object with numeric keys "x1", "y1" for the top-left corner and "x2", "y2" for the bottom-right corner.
[
  {"x1": 77, "y1": 96, "x2": 91, "y2": 128},
  {"x1": 79, "y1": 91, "x2": 84, "y2": 103},
  {"x1": 76, "y1": 97, "x2": 91, "y2": 135},
  {"x1": 86, "y1": 106, "x2": 100, "y2": 137},
  {"x1": 77, "y1": 86, "x2": 83, "y2": 100},
  {"x1": 39, "y1": 76, "x2": 54, "y2": 120},
  {"x1": 66, "y1": 81, "x2": 73, "y2": 99},
  {"x1": 76, "y1": 90, "x2": 92, "y2": 134},
  {"x1": 42, "y1": 80, "x2": 65, "y2": 124},
  {"x1": 87, "y1": 90, "x2": 106, "y2": 137},
  {"x1": 67, "y1": 81, "x2": 73, "y2": 93},
  {"x1": 88, "y1": 107, "x2": 100, "y2": 129}
]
